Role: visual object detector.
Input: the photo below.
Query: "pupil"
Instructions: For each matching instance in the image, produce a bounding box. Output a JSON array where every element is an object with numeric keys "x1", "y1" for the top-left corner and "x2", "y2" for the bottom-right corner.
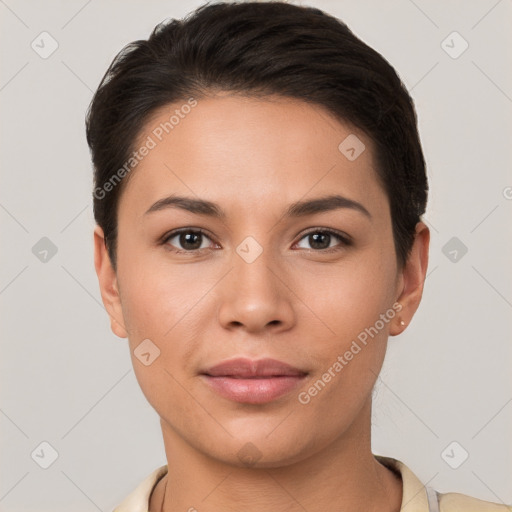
[
  {"x1": 181, "y1": 232, "x2": 201, "y2": 250},
  {"x1": 310, "y1": 232, "x2": 329, "y2": 250}
]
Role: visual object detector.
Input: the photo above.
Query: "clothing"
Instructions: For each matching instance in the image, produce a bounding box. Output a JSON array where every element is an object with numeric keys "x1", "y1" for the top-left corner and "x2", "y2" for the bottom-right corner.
[{"x1": 112, "y1": 455, "x2": 510, "y2": 512}]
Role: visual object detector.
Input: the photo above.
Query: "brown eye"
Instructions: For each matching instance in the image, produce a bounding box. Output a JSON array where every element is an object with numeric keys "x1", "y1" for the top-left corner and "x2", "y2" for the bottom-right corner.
[
  {"x1": 295, "y1": 229, "x2": 351, "y2": 252},
  {"x1": 162, "y1": 229, "x2": 213, "y2": 252}
]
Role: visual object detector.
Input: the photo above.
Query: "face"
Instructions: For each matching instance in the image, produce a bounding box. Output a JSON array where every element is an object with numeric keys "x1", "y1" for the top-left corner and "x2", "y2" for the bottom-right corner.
[{"x1": 94, "y1": 93, "x2": 428, "y2": 468}]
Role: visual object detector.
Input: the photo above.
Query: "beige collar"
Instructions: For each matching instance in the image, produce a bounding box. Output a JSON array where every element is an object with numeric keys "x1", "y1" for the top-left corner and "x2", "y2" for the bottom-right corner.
[{"x1": 113, "y1": 455, "x2": 431, "y2": 512}]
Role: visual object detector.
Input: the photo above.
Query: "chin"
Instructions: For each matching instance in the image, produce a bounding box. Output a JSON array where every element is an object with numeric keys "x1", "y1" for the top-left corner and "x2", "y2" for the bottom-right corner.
[{"x1": 196, "y1": 427, "x2": 320, "y2": 469}]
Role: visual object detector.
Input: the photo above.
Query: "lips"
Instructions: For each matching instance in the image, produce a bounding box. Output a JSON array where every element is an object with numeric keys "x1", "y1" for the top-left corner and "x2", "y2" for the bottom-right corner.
[
  {"x1": 200, "y1": 358, "x2": 308, "y2": 404},
  {"x1": 203, "y1": 357, "x2": 307, "y2": 378}
]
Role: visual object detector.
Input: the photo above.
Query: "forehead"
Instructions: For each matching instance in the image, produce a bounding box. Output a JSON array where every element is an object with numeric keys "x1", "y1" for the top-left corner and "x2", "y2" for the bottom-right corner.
[{"x1": 120, "y1": 94, "x2": 386, "y2": 217}]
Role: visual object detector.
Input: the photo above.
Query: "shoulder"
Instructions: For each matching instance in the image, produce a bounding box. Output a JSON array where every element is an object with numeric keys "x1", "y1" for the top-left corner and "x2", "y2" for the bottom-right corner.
[
  {"x1": 439, "y1": 491, "x2": 512, "y2": 511},
  {"x1": 112, "y1": 464, "x2": 168, "y2": 512},
  {"x1": 374, "y1": 454, "x2": 511, "y2": 512}
]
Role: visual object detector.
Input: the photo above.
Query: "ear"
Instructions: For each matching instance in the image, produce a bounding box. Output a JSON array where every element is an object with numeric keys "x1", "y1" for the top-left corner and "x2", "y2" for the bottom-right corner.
[
  {"x1": 389, "y1": 221, "x2": 430, "y2": 336},
  {"x1": 93, "y1": 225, "x2": 128, "y2": 339}
]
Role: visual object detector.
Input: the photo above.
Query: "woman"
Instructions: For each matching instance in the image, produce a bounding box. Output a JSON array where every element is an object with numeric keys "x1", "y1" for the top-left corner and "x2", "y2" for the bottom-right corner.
[{"x1": 86, "y1": 2, "x2": 510, "y2": 511}]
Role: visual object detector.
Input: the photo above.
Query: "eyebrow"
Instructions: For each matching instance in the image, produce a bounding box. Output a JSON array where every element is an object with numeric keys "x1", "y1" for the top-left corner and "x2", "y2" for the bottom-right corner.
[{"x1": 144, "y1": 193, "x2": 371, "y2": 219}]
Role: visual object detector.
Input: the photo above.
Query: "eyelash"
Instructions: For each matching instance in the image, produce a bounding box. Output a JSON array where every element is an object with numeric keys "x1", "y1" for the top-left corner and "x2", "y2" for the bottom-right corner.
[{"x1": 160, "y1": 227, "x2": 352, "y2": 254}]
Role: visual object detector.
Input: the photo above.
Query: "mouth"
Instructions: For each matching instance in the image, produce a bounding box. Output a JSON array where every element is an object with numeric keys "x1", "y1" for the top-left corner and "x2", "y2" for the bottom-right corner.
[{"x1": 200, "y1": 357, "x2": 308, "y2": 404}]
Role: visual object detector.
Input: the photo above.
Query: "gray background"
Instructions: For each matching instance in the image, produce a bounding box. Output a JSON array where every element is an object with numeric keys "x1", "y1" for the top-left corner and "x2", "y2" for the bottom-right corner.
[{"x1": 1, "y1": 0, "x2": 511, "y2": 510}]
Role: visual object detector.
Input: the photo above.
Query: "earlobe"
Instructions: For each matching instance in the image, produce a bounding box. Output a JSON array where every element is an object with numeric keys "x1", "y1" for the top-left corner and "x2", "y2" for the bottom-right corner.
[
  {"x1": 93, "y1": 225, "x2": 128, "y2": 339},
  {"x1": 390, "y1": 221, "x2": 430, "y2": 336}
]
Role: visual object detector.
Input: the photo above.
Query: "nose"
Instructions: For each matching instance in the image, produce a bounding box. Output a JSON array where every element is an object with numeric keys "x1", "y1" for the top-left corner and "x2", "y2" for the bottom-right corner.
[{"x1": 217, "y1": 247, "x2": 296, "y2": 334}]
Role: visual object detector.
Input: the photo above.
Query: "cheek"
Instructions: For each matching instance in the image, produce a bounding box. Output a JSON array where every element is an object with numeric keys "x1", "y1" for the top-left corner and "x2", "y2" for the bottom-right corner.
[
  {"x1": 116, "y1": 243, "x2": 214, "y2": 387},
  {"x1": 116, "y1": 235, "x2": 200, "y2": 336},
  {"x1": 293, "y1": 265, "x2": 395, "y2": 428},
  {"x1": 299, "y1": 252, "x2": 396, "y2": 343},
  {"x1": 119, "y1": 266, "x2": 203, "y2": 416},
  {"x1": 291, "y1": 243, "x2": 398, "y2": 411}
]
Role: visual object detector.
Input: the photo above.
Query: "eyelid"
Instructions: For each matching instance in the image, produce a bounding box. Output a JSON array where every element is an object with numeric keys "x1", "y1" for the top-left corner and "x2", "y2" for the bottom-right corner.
[{"x1": 297, "y1": 227, "x2": 352, "y2": 244}]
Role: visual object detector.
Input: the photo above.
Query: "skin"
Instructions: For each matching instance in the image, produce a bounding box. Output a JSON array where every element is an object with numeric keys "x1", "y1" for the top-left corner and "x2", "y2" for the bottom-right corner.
[{"x1": 94, "y1": 93, "x2": 429, "y2": 512}]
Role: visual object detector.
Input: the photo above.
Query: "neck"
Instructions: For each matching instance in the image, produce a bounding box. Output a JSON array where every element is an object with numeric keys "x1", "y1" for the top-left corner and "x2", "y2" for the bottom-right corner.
[{"x1": 150, "y1": 399, "x2": 402, "y2": 512}]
